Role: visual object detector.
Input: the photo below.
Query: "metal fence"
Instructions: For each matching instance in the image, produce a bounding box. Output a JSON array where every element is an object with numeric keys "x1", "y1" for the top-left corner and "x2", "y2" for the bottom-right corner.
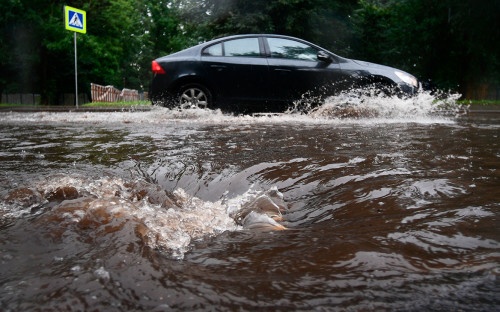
[
  {"x1": 1, "y1": 93, "x2": 42, "y2": 105},
  {"x1": 60, "y1": 93, "x2": 90, "y2": 105},
  {"x1": 0, "y1": 93, "x2": 90, "y2": 105},
  {"x1": 464, "y1": 84, "x2": 500, "y2": 101},
  {"x1": 2, "y1": 83, "x2": 497, "y2": 105}
]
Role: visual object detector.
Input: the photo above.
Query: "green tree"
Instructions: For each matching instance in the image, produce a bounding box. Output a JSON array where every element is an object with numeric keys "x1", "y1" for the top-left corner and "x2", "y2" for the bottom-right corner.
[
  {"x1": 352, "y1": 0, "x2": 500, "y2": 96},
  {"x1": 2, "y1": 0, "x2": 497, "y2": 103},
  {"x1": 0, "y1": 0, "x2": 75, "y2": 103},
  {"x1": 178, "y1": 0, "x2": 357, "y2": 56},
  {"x1": 138, "y1": 0, "x2": 192, "y2": 89},
  {"x1": 1, "y1": 0, "x2": 187, "y2": 104},
  {"x1": 0, "y1": 0, "x2": 24, "y2": 95}
]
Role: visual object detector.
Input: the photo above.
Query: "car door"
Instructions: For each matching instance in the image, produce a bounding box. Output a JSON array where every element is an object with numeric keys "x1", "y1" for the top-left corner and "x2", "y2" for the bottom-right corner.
[
  {"x1": 265, "y1": 37, "x2": 343, "y2": 103},
  {"x1": 201, "y1": 37, "x2": 269, "y2": 106}
]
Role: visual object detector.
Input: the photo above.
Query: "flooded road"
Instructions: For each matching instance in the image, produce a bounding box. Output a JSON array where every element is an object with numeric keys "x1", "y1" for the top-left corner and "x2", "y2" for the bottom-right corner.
[{"x1": 0, "y1": 94, "x2": 498, "y2": 311}]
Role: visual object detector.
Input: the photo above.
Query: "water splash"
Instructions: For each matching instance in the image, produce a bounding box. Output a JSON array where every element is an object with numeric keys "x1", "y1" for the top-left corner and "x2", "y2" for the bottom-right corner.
[
  {"x1": 225, "y1": 186, "x2": 288, "y2": 230},
  {"x1": 0, "y1": 89, "x2": 465, "y2": 126},
  {"x1": 1, "y1": 174, "x2": 289, "y2": 259},
  {"x1": 303, "y1": 89, "x2": 465, "y2": 120}
]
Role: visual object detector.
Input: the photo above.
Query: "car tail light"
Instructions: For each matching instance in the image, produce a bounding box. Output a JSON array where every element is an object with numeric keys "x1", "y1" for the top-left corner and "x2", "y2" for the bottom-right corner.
[{"x1": 152, "y1": 61, "x2": 166, "y2": 74}]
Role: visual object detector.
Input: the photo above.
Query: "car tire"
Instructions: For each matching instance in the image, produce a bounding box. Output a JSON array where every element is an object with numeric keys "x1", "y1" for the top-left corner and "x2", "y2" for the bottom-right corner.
[{"x1": 177, "y1": 84, "x2": 213, "y2": 109}]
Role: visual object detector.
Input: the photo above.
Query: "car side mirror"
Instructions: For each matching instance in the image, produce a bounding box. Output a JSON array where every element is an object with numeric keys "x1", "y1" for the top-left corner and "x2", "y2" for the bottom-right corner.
[{"x1": 317, "y1": 51, "x2": 332, "y2": 63}]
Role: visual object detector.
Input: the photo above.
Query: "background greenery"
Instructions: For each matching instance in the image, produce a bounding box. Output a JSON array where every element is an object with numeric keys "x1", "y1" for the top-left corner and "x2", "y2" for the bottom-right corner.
[{"x1": 1, "y1": 0, "x2": 498, "y2": 104}]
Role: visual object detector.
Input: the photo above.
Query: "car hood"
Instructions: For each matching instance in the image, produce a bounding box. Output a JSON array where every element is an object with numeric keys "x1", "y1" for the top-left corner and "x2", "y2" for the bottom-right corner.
[
  {"x1": 348, "y1": 59, "x2": 418, "y2": 88},
  {"x1": 352, "y1": 59, "x2": 395, "y2": 71}
]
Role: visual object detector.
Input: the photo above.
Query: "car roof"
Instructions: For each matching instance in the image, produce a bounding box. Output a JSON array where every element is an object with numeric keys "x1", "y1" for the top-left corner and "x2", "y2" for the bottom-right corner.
[
  {"x1": 158, "y1": 34, "x2": 346, "y2": 61},
  {"x1": 203, "y1": 34, "x2": 344, "y2": 58},
  {"x1": 204, "y1": 34, "x2": 315, "y2": 47}
]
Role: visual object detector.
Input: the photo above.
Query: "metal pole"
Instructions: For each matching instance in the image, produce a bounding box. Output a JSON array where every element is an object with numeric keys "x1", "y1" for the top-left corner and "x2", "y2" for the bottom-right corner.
[{"x1": 74, "y1": 32, "x2": 78, "y2": 108}]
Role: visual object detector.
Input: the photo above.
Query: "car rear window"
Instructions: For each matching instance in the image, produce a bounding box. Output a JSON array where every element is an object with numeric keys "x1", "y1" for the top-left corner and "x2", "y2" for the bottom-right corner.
[
  {"x1": 203, "y1": 43, "x2": 223, "y2": 56},
  {"x1": 224, "y1": 38, "x2": 260, "y2": 57},
  {"x1": 202, "y1": 38, "x2": 261, "y2": 57}
]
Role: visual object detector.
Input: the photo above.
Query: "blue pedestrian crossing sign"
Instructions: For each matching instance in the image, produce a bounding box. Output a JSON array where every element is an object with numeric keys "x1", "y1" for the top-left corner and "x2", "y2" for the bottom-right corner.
[{"x1": 64, "y1": 6, "x2": 86, "y2": 34}]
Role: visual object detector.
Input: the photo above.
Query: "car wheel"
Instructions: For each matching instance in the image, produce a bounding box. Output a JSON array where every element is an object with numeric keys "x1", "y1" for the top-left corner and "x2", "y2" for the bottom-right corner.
[{"x1": 178, "y1": 84, "x2": 212, "y2": 109}]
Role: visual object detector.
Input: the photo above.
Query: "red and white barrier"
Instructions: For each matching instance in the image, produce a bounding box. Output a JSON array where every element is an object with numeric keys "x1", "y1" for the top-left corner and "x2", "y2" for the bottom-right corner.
[{"x1": 91, "y1": 83, "x2": 139, "y2": 102}]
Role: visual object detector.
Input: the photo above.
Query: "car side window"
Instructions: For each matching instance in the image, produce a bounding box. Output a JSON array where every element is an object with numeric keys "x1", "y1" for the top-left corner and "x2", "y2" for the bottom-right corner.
[
  {"x1": 224, "y1": 38, "x2": 260, "y2": 57},
  {"x1": 267, "y1": 38, "x2": 318, "y2": 61},
  {"x1": 203, "y1": 43, "x2": 223, "y2": 56}
]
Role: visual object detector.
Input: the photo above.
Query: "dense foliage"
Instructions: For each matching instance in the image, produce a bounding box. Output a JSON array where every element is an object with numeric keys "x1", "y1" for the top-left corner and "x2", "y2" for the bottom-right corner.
[{"x1": 1, "y1": 0, "x2": 498, "y2": 104}]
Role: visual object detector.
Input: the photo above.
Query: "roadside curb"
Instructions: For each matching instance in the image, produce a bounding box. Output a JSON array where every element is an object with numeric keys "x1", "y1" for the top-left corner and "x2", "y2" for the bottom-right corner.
[{"x1": 0, "y1": 106, "x2": 153, "y2": 113}]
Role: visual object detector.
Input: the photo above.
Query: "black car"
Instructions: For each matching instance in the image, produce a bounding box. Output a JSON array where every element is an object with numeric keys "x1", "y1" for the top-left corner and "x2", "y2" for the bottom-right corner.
[{"x1": 150, "y1": 34, "x2": 419, "y2": 113}]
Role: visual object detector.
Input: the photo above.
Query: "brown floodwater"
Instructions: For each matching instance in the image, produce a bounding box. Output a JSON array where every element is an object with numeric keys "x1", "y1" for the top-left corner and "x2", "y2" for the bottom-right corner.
[{"x1": 0, "y1": 94, "x2": 498, "y2": 311}]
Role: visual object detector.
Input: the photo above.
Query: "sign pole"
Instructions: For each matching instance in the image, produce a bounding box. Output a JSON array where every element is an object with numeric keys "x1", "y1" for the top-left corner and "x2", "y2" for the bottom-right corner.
[
  {"x1": 64, "y1": 5, "x2": 86, "y2": 108},
  {"x1": 74, "y1": 32, "x2": 78, "y2": 108}
]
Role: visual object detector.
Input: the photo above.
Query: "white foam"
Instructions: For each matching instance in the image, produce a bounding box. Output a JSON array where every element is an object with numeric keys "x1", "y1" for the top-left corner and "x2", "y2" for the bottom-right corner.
[
  {"x1": 2, "y1": 174, "x2": 290, "y2": 259},
  {"x1": 93, "y1": 266, "x2": 111, "y2": 282},
  {"x1": 0, "y1": 91, "x2": 464, "y2": 126},
  {"x1": 135, "y1": 188, "x2": 239, "y2": 259}
]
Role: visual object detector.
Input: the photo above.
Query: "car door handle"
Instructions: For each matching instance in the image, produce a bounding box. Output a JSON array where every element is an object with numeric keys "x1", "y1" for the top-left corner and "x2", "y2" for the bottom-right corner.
[
  {"x1": 274, "y1": 68, "x2": 291, "y2": 72},
  {"x1": 210, "y1": 65, "x2": 227, "y2": 71}
]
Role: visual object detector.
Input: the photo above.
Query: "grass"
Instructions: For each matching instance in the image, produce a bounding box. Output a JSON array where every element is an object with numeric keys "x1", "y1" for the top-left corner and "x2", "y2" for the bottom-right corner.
[
  {"x1": 457, "y1": 99, "x2": 500, "y2": 106},
  {"x1": 81, "y1": 100, "x2": 151, "y2": 107},
  {"x1": 0, "y1": 100, "x2": 151, "y2": 108}
]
